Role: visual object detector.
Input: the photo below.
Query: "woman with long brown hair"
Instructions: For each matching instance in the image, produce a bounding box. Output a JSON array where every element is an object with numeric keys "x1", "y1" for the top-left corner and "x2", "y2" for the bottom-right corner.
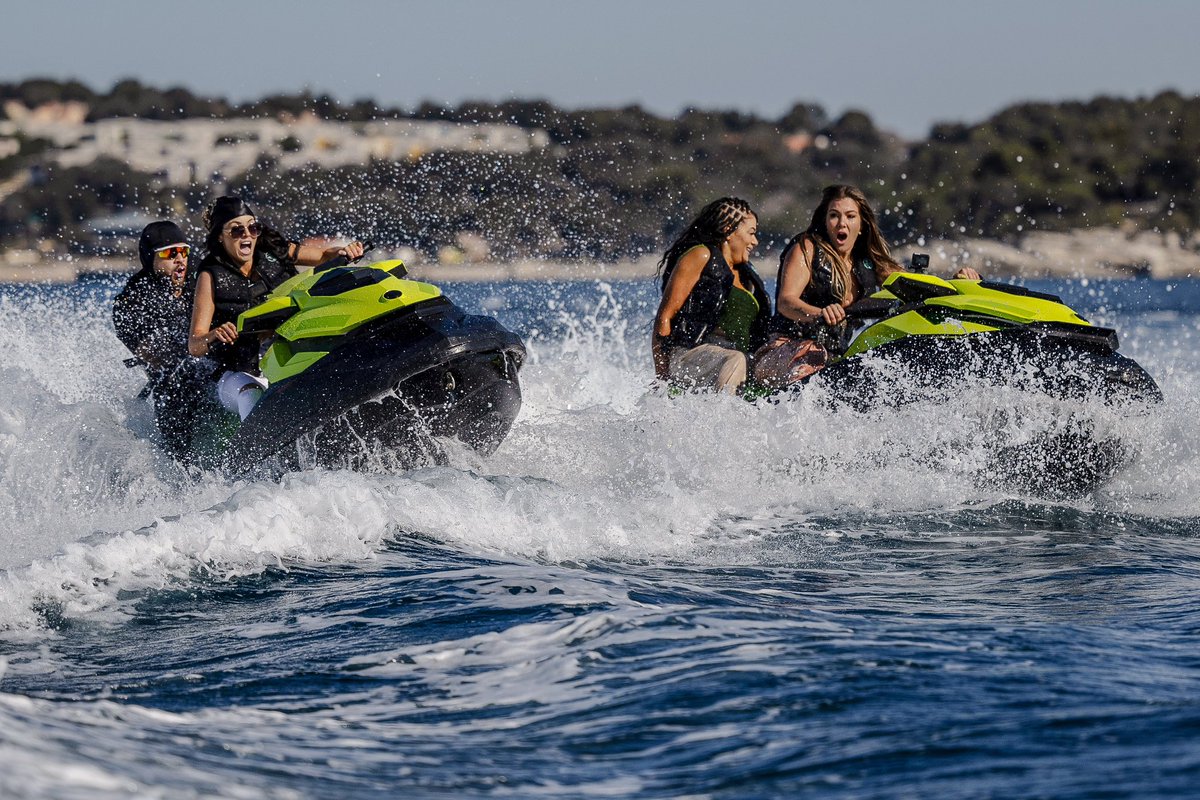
[{"x1": 754, "y1": 184, "x2": 977, "y2": 388}]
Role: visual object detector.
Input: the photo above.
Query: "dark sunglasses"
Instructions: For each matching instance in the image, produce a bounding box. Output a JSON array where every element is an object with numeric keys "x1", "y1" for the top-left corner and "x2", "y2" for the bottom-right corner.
[
  {"x1": 225, "y1": 222, "x2": 262, "y2": 239},
  {"x1": 155, "y1": 245, "x2": 190, "y2": 260}
]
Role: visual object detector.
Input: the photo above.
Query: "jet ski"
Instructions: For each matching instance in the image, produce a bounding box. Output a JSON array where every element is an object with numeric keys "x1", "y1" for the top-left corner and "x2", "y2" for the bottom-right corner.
[
  {"x1": 787, "y1": 268, "x2": 1162, "y2": 497},
  {"x1": 195, "y1": 255, "x2": 524, "y2": 474}
]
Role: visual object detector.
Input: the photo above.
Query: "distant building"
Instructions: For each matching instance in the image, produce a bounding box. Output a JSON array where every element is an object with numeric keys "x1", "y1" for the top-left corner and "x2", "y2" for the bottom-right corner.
[{"x1": 0, "y1": 105, "x2": 551, "y2": 187}]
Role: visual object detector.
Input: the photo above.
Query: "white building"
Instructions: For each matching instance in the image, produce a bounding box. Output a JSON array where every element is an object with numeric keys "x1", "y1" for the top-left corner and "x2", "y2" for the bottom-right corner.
[{"x1": 0, "y1": 104, "x2": 551, "y2": 186}]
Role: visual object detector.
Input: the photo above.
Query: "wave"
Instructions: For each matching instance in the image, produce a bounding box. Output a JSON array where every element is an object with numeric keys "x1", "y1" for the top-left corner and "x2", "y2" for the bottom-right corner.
[{"x1": 2, "y1": 280, "x2": 1200, "y2": 636}]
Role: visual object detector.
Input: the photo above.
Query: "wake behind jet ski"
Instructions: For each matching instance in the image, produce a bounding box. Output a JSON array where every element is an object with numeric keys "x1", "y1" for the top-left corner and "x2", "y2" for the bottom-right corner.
[
  {"x1": 188, "y1": 255, "x2": 524, "y2": 475},
  {"x1": 782, "y1": 269, "x2": 1162, "y2": 497}
]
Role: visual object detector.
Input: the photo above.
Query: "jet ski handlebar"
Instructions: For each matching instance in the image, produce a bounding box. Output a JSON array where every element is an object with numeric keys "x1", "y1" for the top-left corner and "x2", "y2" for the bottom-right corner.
[
  {"x1": 843, "y1": 297, "x2": 895, "y2": 320},
  {"x1": 313, "y1": 241, "x2": 376, "y2": 273}
]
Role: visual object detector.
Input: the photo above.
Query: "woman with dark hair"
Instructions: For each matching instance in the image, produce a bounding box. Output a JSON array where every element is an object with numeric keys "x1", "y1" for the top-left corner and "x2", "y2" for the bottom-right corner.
[
  {"x1": 188, "y1": 196, "x2": 365, "y2": 419},
  {"x1": 753, "y1": 184, "x2": 978, "y2": 388},
  {"x1": 652, "y1": 197, "x2": 772, "y2": 394}
]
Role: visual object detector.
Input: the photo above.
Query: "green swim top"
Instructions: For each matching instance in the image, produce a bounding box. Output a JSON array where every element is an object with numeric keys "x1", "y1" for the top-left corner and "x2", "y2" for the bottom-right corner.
[{"x1": 714, "y1": 285, "x2": 760, "y2": 352}]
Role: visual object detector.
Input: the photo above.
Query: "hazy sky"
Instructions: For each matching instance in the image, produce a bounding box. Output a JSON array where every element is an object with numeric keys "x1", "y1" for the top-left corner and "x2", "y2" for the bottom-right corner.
[{"x1": 2, "y1": 0, "x2": 1198, "y2": 137}]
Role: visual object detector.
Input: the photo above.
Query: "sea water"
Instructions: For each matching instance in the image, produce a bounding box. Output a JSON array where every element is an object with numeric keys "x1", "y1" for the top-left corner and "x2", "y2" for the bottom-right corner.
[{"x1": 1, "y1": 274, "x2": 1199, "y2": 799}]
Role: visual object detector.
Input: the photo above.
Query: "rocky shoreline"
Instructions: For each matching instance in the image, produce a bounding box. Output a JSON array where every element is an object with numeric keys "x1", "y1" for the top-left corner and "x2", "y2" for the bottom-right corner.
[
  {"x1": 894, "y1": 228, "x2": 1200, "y2": 280},
  {"x1": 1, "y1": 227, "x2": 1197, "y2": 284}
]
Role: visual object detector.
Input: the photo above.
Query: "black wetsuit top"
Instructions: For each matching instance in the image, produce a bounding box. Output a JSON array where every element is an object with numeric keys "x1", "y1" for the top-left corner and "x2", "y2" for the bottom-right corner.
[
  {"x1": 197, "y1": 241, "x2": 297, "y2": 374},
  {"x1": 112, "y1": 267, "x2": 193, "y2": 385},
  {"x1": 661, "y1": 246, "x2": 772, "y2": 353},
  {"x1": 113, "y1": 266, "x2": 218, "y2": 458}
]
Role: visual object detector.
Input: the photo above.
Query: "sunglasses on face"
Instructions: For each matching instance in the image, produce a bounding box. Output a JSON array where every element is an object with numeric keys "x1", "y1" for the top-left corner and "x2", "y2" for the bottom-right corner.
[
  {"x1": 155, "y1": 245, "x2": 190, "y2": 260},
  {"x1": 225, "y1": 222, "x2": 262, "y2": 239}
]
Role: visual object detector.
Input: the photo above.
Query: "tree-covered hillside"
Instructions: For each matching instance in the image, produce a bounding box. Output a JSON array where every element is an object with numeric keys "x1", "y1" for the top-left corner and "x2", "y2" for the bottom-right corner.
[{"x1": 0, "y1": 79, "x2": 1195, "y2": 259}]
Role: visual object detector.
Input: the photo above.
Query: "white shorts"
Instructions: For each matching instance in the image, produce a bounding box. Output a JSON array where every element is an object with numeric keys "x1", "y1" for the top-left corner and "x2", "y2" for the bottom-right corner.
[{"x1": 216, "y1": 371, "x2": 268, "y2": 420}]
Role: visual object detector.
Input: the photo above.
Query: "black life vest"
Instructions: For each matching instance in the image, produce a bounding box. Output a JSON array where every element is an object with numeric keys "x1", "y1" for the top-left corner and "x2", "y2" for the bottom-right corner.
[
  {"x1": 769, "y1": 236, "x2": 882, "y2": 355},
  {"x1": 661, "y1": 246, "x2": 771, "y2": 352},
  {"x1": 198, "y1": 249, "x2": 297, "y2": 374}
]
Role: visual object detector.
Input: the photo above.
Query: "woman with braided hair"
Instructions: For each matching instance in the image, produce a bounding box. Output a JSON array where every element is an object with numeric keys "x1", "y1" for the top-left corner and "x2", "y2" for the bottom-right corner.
[
  {"x1": 652, "y1": 197, "x2": 771, "y2": 394},
  {"x1": 753, "y1": 184, "x2": 980, "y2": 388}
]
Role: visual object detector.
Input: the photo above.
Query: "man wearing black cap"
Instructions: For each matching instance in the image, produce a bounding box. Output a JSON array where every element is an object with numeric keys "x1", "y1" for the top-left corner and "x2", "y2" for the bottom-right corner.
[
  {"x1": 113, "y1": 221, "x2": 192, "y2": 370},
  {"x1": 113, "y1": 221, "x2": 212, "y2": 459}
]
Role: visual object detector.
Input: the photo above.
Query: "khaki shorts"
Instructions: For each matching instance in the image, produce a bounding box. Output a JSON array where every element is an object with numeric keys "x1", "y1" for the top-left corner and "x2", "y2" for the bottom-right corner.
[{"x1": 670, "y1": 342, "x2": 748, "y2": 394}]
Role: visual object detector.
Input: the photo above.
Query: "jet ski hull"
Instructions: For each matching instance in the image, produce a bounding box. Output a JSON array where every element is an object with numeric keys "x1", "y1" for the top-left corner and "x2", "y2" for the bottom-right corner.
[
  {"x1": 223, "y1": 297, "x2": 524, "y2": 474},
  {"x1": 805, "y1": 325, "x2": 1161, "y2": 410},
  {"x1": 784, "y1": 277, "x2": 1162, "y2": 498}
]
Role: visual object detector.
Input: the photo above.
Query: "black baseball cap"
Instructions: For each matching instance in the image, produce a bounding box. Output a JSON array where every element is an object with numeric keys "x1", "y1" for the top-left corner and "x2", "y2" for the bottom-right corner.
[{"x1": 138, "y1": 221, "x2": 188, "y2": 270}]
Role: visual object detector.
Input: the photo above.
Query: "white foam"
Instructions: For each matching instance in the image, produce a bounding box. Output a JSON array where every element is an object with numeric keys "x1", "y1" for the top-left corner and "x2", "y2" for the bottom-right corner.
[
  {"x1": 1, "y1": 281, "x2": 1196, "y2": 636},
  {"x1": 0, "y1": 690, "x2": 305, "y2": 799}
]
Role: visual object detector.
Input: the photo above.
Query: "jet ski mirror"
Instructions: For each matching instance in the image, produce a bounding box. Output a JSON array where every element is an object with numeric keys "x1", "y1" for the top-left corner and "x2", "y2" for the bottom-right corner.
[
  {"x1": 884, "y1": 273, "x2": 958, "y2": 303},
  {"x1": 240, "y1": 302, "x2": 299, "y2": 334},
  {"x1": 910, "y1": 253, "x2": 930, "y2": 273}
]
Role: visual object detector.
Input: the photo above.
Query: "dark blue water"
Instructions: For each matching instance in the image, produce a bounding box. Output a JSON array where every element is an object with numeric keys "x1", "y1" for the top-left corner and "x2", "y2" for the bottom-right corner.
[{"x1": 2, "y1": 274, "x2": 1200, "y2": 798}]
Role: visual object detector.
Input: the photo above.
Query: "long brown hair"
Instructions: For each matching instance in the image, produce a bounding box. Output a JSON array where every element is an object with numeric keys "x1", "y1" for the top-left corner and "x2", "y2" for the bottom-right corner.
[{"x1": 800, "y1": 185, "x2": 900, "y2": 303}]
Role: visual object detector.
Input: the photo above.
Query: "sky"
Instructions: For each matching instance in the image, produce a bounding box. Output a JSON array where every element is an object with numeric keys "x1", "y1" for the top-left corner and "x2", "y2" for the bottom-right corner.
[{"x1": 2, "y1": 0, "x2": 1199, "y2": 138}]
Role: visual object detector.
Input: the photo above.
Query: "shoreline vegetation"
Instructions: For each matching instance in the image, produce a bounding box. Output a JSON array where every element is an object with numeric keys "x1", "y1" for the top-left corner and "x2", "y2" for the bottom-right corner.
[{"x1": 2, "y1": 79, "x2": 1199, "y2": 284}]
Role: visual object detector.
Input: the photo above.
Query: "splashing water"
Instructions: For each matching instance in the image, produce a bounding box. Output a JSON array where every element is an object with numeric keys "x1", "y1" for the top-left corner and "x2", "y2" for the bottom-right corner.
[{"x1": 2, "y1": 275, "x2": 1200, "y2": 798}]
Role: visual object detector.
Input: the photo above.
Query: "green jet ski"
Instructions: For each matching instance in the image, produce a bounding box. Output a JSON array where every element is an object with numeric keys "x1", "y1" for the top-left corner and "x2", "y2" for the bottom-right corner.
[
  {"x1": 202, "y1": 255, "x2": 524, "y2": 475},
  {"x1": 787, "y1": 268, "x2": 1162, "y2": 497}
]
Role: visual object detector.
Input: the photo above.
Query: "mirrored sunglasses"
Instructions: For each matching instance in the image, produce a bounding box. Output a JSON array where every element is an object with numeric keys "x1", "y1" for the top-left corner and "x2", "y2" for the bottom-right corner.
[{"x1": 155, "y1": 245, "x2": 190, "y2": 260}]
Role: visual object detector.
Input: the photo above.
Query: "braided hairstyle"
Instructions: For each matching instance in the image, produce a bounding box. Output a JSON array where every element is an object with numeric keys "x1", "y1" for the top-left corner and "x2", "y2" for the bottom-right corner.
[
  {"x1": 658, "y1": 197, "x2": 755, "y2": 286},
  {"x1": 802, "y1": 185, "x2": 900, "y2": 303}
]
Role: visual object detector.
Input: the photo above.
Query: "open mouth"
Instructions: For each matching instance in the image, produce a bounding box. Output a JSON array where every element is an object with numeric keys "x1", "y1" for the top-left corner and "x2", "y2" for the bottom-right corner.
[{"x1": 836, "y1": 231, "x2": 849, "y2": 244}]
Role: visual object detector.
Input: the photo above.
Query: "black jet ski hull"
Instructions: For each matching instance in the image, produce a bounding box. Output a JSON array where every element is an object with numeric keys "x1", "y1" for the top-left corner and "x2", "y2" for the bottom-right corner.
[
  {"x1": 794, "y1": 327, "x2": 1161, "y2": 498},
  {"x1": 803, "y1": 326, "x2": 1161, "y2": 409},
  {"x1": 223, "y1": 297, "x2": 524, "y2": 474}
]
